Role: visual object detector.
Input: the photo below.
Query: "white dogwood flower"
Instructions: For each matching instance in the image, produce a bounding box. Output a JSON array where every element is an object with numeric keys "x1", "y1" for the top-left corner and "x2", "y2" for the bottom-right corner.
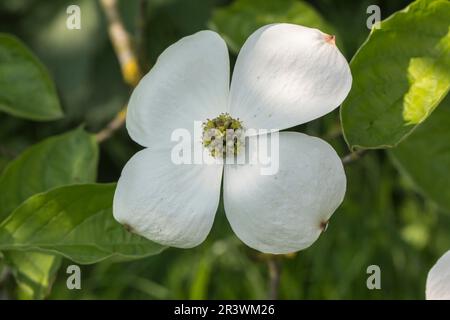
[
  {"x1": 426, "y1": 250, "x2": 450, "y2": 300},
  {"x1": 113, "y1": 23, "x2": 352, "y2": 254}
]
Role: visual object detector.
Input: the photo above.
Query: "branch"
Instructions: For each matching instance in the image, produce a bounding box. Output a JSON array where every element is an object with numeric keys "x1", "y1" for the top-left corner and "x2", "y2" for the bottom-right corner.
[
  {"x1": 341, "y1": 149, "x2": 366, "y2": 165},
  {"x1": 100, "y1": 0, "x2": 142, "y2": 87},
  {"x1": 95, "y1": 108, "x2": 127, "y2": 143},
  {"x1": 96, "y1": 0, "x2": 145, "y2": 143},
  {"x1": 267, "y1": 256, "x2": 281, "y2": 300}
]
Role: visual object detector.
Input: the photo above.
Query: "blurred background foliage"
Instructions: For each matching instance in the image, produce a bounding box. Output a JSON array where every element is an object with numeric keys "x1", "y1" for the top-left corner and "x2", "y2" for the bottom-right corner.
[{"x1": 0, "y1": 0, "x2": 449, "y2": 300}]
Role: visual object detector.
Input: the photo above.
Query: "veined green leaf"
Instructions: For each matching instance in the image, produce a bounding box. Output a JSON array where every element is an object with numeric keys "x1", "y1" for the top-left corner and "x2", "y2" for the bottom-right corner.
[
  {"x1": 341, "y1": 0, "x2": 450, "y2": 150},
  {"x1": 209, "y1": 0, "x2": 338, "y2": 53},
  {"x1": 390, "y1": 95, "x2": 450, "y2": 212},
  {"x1": 0, "y1": 127, "x2": 98, "y2": 299},
  {"x1": 0, "y1": 33, "x2": 62, "y2": 121},
  {"x1": 0, "y1": 127, "x2": 98, "y2": 222},
  {"x1": 0, "y1": 184, "x2": 166, "y2": 264}
]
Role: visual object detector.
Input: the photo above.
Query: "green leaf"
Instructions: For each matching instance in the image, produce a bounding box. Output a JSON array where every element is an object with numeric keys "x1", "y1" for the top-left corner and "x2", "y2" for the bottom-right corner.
[
  {"x1": 0, "y1": 33, "x2": 62, "y2": 121},
  {"x1": 3, "y1": 251, "x2": 61, "y2": 300},
  {"x1": 0, "y1": 184, "x2": 166, "y2": 264},
  {"x1": 390, "y1": 95, "x2": 450, "y2": 212},
  {"x1": 341, "y1": 0, "x2": 450, "y2": 150},
  {"x1": 209, "y1": 0, "x2": 338, "y2": 53},
  {"x1": 0, "y1": 127, "x2": 97, "y2": 299},
  {"x1": 0, "y1": 127, "x2": 98, "y2": 222}
]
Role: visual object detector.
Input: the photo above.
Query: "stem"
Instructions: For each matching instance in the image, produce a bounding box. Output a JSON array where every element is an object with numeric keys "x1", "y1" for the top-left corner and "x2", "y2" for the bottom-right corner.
[
  {"x1": 96, "y1": 0, "x2": 145, "y2": 143},
  {"x1": 267, "y1": 256, "x2": 281, "y2": 300},
  {"x1": 341, "y1": 149, "x2": 366, "y2": 165},
  {"x1": 95, "y1": 108, "x2": 127, "y2": 143},
  {"x1": 100, "y1": 0, "x2": 142, "y2": 87}
]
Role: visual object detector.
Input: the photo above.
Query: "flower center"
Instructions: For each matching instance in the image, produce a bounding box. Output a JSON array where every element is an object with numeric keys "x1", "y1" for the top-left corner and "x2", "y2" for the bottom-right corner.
[{"x1": 202, "y1": 113, "x2": 244, "y2": 158}]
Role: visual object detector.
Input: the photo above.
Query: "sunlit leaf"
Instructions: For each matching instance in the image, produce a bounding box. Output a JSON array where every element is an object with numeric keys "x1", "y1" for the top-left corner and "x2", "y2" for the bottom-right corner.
[
  {"x1": 341, "y1": 0, "x2": 450, "y2": 150},
  {"x1": 390, "y1": 95, "x2": 450, "y2": 213}
]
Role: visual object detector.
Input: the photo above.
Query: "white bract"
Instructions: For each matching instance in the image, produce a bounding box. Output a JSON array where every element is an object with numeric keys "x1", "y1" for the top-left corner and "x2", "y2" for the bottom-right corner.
[
  {"x1": 113, "y1": 23, "x2": 352, "y2": 254},
  {"x1": 426, "y1": 250, "x2": 450, "y2": 300}
]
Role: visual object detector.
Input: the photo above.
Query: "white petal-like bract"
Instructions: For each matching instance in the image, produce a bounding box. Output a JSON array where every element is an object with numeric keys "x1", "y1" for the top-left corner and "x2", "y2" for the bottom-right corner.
[
  {"x1": 229, "y1": 24, "x2": 352, "y2": 131},
  {"x1": 113, "y1": 148, "x2": 223, "y2": 248},
  {"x1": 224, "y1": 132, "x2": 346, "y2": 254},
  {"x1": 127, "y1": 30, "x2": 229, "y2": 148},
  {"x1": 116, "y1": 25, "x2": 351, "y2": 253},
  {"x1": 426, "y1": 250, "x2": 450, "y2": 300}
]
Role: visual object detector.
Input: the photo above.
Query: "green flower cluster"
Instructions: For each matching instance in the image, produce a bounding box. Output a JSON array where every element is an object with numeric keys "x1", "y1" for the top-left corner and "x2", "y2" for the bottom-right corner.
[{"x1": 202, "y1": 113, "x2": 244, "y2": 158}]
